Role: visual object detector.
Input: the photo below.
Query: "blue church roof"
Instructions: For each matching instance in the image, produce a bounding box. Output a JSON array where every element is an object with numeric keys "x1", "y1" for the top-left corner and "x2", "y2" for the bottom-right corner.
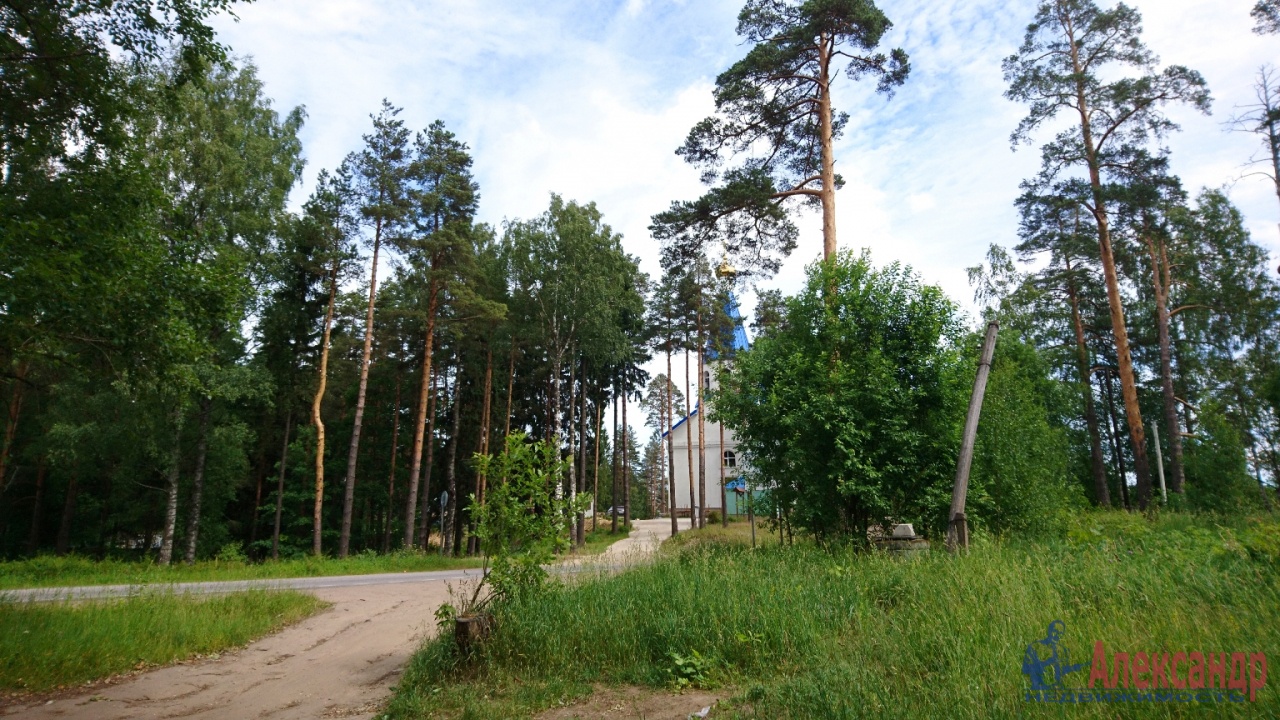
[{"x1": 706, "y1": 291, "x2": 750, "y2": 360}]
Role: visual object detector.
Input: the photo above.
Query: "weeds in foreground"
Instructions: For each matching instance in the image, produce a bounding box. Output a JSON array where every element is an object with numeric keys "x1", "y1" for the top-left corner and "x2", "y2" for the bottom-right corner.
[{"x1": 386, "y1": 511, "x2": 1280, "y2": 719}]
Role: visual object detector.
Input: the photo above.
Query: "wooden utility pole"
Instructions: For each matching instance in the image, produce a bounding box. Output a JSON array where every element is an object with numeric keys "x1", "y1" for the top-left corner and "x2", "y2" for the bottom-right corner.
[{"x1": 947, "y1": 321, "x2": 998, "y2": 551}]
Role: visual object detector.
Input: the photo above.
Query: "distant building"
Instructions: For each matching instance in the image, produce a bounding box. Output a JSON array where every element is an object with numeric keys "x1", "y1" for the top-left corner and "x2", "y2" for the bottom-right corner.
[{"x1": 663, "y1": 292, "x2": 756, "y2": 518}]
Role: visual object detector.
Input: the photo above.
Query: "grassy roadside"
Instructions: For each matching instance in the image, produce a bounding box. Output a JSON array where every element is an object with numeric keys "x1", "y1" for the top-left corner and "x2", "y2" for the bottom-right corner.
[
  {"x1": 385, "y1": 511, "x2": 1280, "y2": 719},
  {"x1": 0, "y1": 590, "x2": 324, "y2": 693},
  {"x1": 0, "y1": 549, "x2": 485, "y2": 590},
  {"x1": 578, "y1": 525, "x2": 631, "y2": 555}
]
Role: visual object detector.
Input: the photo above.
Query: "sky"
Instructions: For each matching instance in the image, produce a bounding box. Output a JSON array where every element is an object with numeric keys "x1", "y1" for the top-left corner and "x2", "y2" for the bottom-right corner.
[{"x1": 211, "y1": 0, "x2": 1279, "y2": 401}]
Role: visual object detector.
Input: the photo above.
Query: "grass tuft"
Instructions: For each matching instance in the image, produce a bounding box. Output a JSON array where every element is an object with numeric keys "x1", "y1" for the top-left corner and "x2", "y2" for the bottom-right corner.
[{"x1": 0, "y1": 590, "x2": 324, "y2": 692}]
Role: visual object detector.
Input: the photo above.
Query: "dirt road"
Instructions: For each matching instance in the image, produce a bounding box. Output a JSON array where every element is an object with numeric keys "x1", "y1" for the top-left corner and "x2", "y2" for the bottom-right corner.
[{"x1": 4, "y1": 519, "x2": 675, "y2": 719}]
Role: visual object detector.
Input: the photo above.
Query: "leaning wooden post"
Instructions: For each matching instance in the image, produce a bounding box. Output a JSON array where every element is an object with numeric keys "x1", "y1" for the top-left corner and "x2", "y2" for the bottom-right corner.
[{"x1": 947, "y1": 320, "x2": 998, "y2": 552}]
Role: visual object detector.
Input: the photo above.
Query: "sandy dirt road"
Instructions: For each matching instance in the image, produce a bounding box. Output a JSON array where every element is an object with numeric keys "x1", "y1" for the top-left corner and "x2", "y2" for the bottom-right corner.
[{"x1": 4, "y1": 519, "x2": 675, "y2": 720}]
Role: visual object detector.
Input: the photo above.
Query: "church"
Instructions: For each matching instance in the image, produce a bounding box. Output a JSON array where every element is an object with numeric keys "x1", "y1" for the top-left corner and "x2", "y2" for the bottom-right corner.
[{"x1": 663, "y1": 292, "x2": 756, "y2": 520}]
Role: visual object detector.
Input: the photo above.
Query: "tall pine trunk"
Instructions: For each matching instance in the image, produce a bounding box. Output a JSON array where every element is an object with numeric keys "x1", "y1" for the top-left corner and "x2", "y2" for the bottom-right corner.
[
  {"x1": 622, "y1": 376, "x2": 630, "y2": 528},
  {"x1": 312, "y1": 259, "x2": 338, "y2": 556},
  {"x1": 1102, "y1": 371, "x2": 1131, "y2": 510},
  {"x1": 183, "y1": 398, "x2": 212, "y2": 564},
  {"x1": 341, "y1": 230, "x2": 384, "y2": 557},
  {"x1": 1069, "y1": 39, "x2": 1152, "y2": 508},
  {"x1": 56, "y1": 471, "x2": 78, "y2": 556},
  {"x1": 666, "y1": 347, "x2": 677, "y2": 537},
  {"x1": 404, "y1": 285, "x2": 439, "y2": 547},
  {"x1": 272, "y1": 413, "x2": 292, "y2": 560},
  {"x1": 0, "y1": 361, "x2": 28, "y2": 491},
  {"x1": 1145, "y1": 234, "x2": 1186, "y2": 494},
  {"x1": 417, "y1": 368, "x2": 438, "y2": 549},
  {"x1": 383, "y1": 377, "x2": 401, "y2": 553},
  {"x1": 577, "y1": 365, "x2": 587, "y2": 547},
  {"x1": 27, "y1": 456, "x2": 46, "y2": 554},
  {"x1": 611, "y1": 382, "x2": 619, "y2": 534},
  {"x1": 566, "y1": 352, "x2": 576, "y2": 542},
  {"x1": 1065, "y1": 256, "x2": 1109, "y2": 506},
  {"x1": 684, "y1": 348, "x2": 695, "y2": 529},
  {"x1": 443, "y1": 367, "x2": 462, "y2": 555},
  {"x1": 696, "y1": 310, "x2": 707, "y2": 529},
  {"x1": 593, "y1": 397, "x2": 601, "y2": 533},
  {"x1": 475, "y1": 347, "x2": 494, "y2": 553},
  {"x1": 816, "y1": 34, "x2": 837, "y2": 261}
]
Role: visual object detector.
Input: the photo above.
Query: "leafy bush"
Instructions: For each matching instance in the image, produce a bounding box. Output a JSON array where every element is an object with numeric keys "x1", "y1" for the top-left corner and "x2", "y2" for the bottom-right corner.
[
  {"x1": 712, "y1": 251, "x2": 966, "y2": 542},
  {"x1": 966, "y1": 332, "x2": 1083, "y2": 537},
  {"x1": 469, "y1": 433, "x2": 588, "y2": 608},
  {"x1": 1184, "y1": 404, "x2": 1265, "y2": 514}
]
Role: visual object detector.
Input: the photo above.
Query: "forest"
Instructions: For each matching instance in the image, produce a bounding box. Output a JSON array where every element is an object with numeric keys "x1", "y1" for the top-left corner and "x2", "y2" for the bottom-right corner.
[{"x1": 2, "y1": 0, "x2": 1280, "y2": 571}]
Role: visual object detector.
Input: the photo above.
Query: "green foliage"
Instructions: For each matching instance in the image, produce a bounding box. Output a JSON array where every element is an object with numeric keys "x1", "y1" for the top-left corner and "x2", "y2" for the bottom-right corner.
[
  {"x1": 712, "y1": 250, "x2": 965, "y2": 541},
  {"x1": 1183, "y1": 405, "x2": 1265, "y2": 514},
  {"x1": 665, "y1": 649, "x2": 714, "y2": 689},
  {"x1": 471, "y1": 434, "x2": 588, "y2": 606},
  {"x1": 0, "y1": 590, "x2": 321, "y2": 692},
  {"x1": 967, "y1": 332, "x2": 1084, "y2": 537},
  {"x1": 387, "y1": 511, "x2": 1280, "y2": 719}
]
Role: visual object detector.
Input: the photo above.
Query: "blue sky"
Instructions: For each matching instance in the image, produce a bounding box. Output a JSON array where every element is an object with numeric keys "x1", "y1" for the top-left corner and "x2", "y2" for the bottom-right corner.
[{"x1": 212, "y1": 0, "x2": 1279, "y2": 356}]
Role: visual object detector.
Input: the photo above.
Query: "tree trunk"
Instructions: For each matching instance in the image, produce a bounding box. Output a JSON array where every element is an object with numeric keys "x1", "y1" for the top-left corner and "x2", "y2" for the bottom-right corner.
[
  {"x1": 719, "y1": 410, "x2": 728, "y2": 527},
  {"x1": 249, "y1": 444, "x2": 267, "y2": 547},
  {"x1": 418, "y1": 367, "x2": 439, "y2": 549},
  {"x1": 183, "y1": 397, "x2": 212, "y2": 564},
  {"x1": 593, "y1": 396, "x2": 601, "y2": 533},
  {"x1": 475, "y1": 346, "x2": 494, "y2": 553},
  {"x1": 622, "y1": 375, "x2": 630, "y2": 528},
  {"x1": 503, "y1": 345, "x2": 516, "y2": 441},
  {"x1": 404, "y1": 285, "x2": 439, "y2": 547},
  {"x1": 666, "y1": 347, "x2": 677, "y2": 538},
  {"x1": 566, "y1": 352, "x2": 577, "y2": 543},
  {"x1": 577, "y1": 364, "x2": 587, "y2": 546},
  {"x1": 817, "y1": 34, "x2": 837, "y2": 261},
  {"x1": 684, "y1": 347, "x2": 695, "y2": 529},
  {"x1": 383, "y1": 376, "x2": 401, "y2": 553},
  {"x1": 27, "y1": 457, "x2": 46, "y2": 555},
  {"x1": 272, "y1": 412, "x2": 292, "y2": 560},
  {"x1": 443, "y1": 367, "x2": 463, "y2": 555},
  {"x1": 696, "y1": 311, "x2": 707, "y2": 529},
  {"x1": 312, "y1": 259, "x2": 338, "y2": 556},
  {"x1": 0, "y1": 361, "x2": 28, "y2": 492},
  {"x1": 1101, "y1": 370, "x2": 1131, "y2": 511},
  {"x1": 1146, "y1": 236, "x2": 1186, "y2": 494},
  {"x1": 158, "y1": 406, "x2": 183, "y2": 565},
  {"x1": 341, "y1": 233, "x2": 383, "y2": 557},
  {"x1": 1068, "y1": 36, "x2": 1152, "y2": 508},
  {"x1": 611, "y1": 381, "x2": 619, "y2": 534},
  {"x1": 1064, "y1": 256, "x2": 1109, "y2": 506},
  {"x1": 55, "y1": 471, "x2": 78, "y2": 556}
]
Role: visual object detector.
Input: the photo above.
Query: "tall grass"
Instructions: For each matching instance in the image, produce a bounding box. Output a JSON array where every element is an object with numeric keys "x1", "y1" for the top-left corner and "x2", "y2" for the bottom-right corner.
[
  {"x1": 0, "y1": 548, "x2": 483, "y2": 590},
  {"x1": 0, "y1": 590, "x2": 323, "y2": 692},
  {"x1": 387, "y1": 511, "x2": 1280, "y2": 719}
]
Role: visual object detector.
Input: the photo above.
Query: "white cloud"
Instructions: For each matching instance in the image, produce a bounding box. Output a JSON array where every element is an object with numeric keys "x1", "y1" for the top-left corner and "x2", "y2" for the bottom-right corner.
[{"x1": 212, "y1": 0, "x2": 1280, "y2": 398}]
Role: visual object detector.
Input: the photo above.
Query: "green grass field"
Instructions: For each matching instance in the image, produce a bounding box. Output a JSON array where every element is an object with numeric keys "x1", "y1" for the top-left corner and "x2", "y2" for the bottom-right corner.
[
  {"x1": 0, "y1": 590, "x2": 323, "y2": 693},
  {"x1": 0, "y1": 549, "x2": 486, "y2": 590},
  {"x1": 0, "y1": 530, "x2": 634, "y2": 591},
  {"x1": 385, "y1": 511, "x2": 1280, "y2": 719}
]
